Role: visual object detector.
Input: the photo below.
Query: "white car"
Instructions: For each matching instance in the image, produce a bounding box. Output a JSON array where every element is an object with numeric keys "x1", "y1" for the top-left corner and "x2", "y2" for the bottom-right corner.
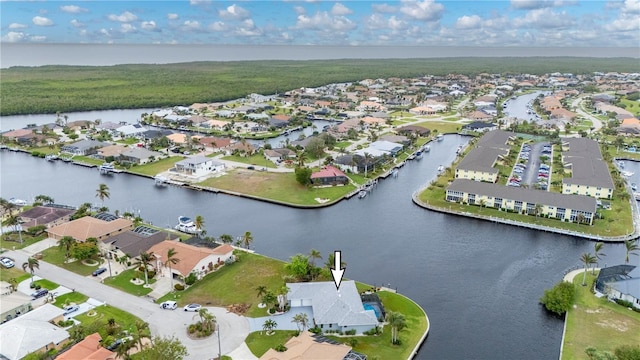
[
  {"x1": 160, "y1": 301, "x2": 177, "y2": 310},
  {"x1": 0, "y1": 257, "x2": 14, "y2": 268},
  {"x1": 183, "y1": 303, "x2": 201, "y2": 312}
]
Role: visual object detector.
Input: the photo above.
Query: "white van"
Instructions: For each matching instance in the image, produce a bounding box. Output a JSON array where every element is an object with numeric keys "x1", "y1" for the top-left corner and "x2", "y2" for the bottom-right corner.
[{"x1": 160, "y1": 301, "x2": 177, "y2": 310}]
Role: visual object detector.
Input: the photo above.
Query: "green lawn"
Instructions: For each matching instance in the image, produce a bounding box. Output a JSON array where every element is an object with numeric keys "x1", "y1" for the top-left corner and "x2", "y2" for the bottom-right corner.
[
  {"x1": 103, "y1": 268, "x2": 155, "y2": 296},
  {"x1": 52, "y1": 291, "x2": 89, "y2": 308},
  {"x1": 156, "y1": 252, "x2": 288, "y2": 318},
  {"x1": 221, "y1": 153, "x2": 276, "y2": 168},
  {"x1": 127, "y1": 156, "x2": 182, "y2": 176},
  {"x1": 0, "y1": 266, "x2": 27, "y2": 282},
  {"x1": 412, "y1": 121, "x2": 466, "y2": 135},
  {"x1": 32, "y1": 278, "x2": 59, "y2": 290},
  {"x1": 619, "y1": 98, "x2": 640, "y2": 117},
  {"x1": 561, "y1": 272, "x2": 640, "y2": 359},
  {"x1": 40, "y1": 247, "x2": 104, "y2": 276},
  {"x1": 245, "y1": 330, "x2": 299, "y2": 357},
  {"x1": 74, "y1": 304, "x2": 146, "y2": 339},
  {"x1": 72, "y1": 156, "x2": 105, "y2": 166},
  {"x1": 0, "y1": 233, "x2": 48, "y2": 250}
]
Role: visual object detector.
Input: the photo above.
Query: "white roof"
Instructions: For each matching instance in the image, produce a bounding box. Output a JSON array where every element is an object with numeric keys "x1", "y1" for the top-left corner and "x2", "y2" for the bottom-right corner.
[
  {"x1": 370, "y1": 140, "x2": 403, "y2": 152},
  {"x1": 353, "y1": 147, "x2": 387, "y2": 158}
]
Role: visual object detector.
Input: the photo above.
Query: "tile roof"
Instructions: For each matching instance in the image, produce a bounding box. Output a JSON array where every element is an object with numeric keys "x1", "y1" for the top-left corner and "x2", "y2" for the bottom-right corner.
[
  {"x1": 311, "y1": 165, "x2": 347, "y2": 179},
  {"x1": 259, "y1": 331, "x2": 351, "y2": 360},
  {"x1": 101, "y1": 230, "x2": 177, "y2": 258},
  {"x1": 147, "y1": 241, "x2": 233, "y2": 276},
  {"x1": 47, "y1": 217, "x2": 133, "y2": 242},
  {"x1": 56, "y1": 332, "x2": 116, "y2": 360}
]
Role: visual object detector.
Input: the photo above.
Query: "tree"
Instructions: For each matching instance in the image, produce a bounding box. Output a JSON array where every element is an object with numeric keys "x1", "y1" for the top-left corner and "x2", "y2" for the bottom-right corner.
[
  {"x1": 295, "y1": 150, "x2": 307, "y2": 168},
  {"x1": 166, "y1": 248, "x2": 180, "y2": 288},
  {"x1": 136, "y1": 336, "x2": 188, "y2": 360},
  {"x1": 262, "y1": 319, "x2": 277, "y2": 335},
  {"x1": 95, "y1": 183, "x2": 110, "y2": 206},
  {"x1": 580, "y1": 252, "x2": 597, "y2": 286},
  {"x1": 2, "y1": 213, "x2": 23, "y2": 243},
  {"x1": 294, "y1": 166, "x2": 312, "y2": 186},
  {"x1": 256, "y1": 285, "x2": 267, "y2": 299},
  {"x1": 261, "y1": 291, "x2": 277, "y2": 310},
  {"x1": 386, "y1": 311, "x2": 406, "y2": 345},
  {"x1": 134, "y1": 251, "x2": 154, "y2": 287},
  {"x1": 285, "y1": 254, "x2": 311, "y2": 281},
  {"x1": 71, "y1": 242, "x2": 99, "y2": 261},
  {"x1": 58, "y1": 236, "x2": 77, "y2": 263},
  {"x1": 22, "y1": 257, "x2": 40, "y2": 285},
  {"x1": 540, "y1": 281, "x2": 576, "y2": 316},
  {"x1": 194, "y1": 215, "x2": 204, "y2": 238},
  {"x1": 276, "y1": 285, "x2": 289, "y2": 312},
  {"x1": 242, "y1": 231, "x2": 253, "y2": 249},
  {"x1": 593, "y1": 242, "x2": 606, "y2": 274},
  {"x1": 193, "y1": 308, "x2": 216, "y2": 333},
  {"x1": 624, "y1": 239, "x2": 639, "y2": 264},
  {"x1": 33, "y1": 194, "x2": 54, "y2": 205},
  {"x1": 292, "y1": 313, "x2": 309, "y2": 332},
  {"x1": 132, "y1": 320, "x2": 150, "y2": 352},
  {"x1": 219, "y1": 234, "x2": 233, "y2": 244},
  {"x1": 308, "y1": 249, "x2": 322, "y2": 268}
]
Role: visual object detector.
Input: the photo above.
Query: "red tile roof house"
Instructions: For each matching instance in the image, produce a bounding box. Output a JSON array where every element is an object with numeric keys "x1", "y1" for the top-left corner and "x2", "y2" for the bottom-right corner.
[
  {"x1": 311, "y1": 165, "x2": 349, "y2": 186},
  {"x1": 46, "y1": 216, "x2": 134, "y2": 242},
  {"x1": 147, "y1": 240, "x2": 234, "y2": 281},
  {"x1": 56, "y1": 332, "x2": 116, "y2": 360}
]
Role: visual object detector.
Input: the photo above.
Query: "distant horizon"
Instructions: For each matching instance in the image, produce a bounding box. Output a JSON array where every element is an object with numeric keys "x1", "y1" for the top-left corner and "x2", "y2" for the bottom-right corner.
[{"x1": 2, "y1": 43, "x2": 639, "y2": 68}]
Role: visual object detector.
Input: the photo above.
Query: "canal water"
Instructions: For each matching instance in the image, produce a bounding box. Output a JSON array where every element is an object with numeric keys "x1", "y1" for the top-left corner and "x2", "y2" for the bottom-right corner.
[{"x1": 1, "y1": 132, "x2": 633, "y2": 359}]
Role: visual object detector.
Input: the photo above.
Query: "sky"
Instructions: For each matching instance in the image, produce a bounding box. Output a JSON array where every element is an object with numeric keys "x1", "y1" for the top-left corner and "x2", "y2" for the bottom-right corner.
[{"x1": 1, "y1": 0, "x2": 639, "y2": 47}]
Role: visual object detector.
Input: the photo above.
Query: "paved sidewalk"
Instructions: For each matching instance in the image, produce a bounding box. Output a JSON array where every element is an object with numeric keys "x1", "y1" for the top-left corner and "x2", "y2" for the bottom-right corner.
[{"x1": 20, "y1": 237, "x2": 57, "y2": 255}]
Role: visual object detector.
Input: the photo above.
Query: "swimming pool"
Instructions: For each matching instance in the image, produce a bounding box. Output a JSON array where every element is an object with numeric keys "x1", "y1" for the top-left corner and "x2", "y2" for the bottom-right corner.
[{"x1": 363, "y1": 302, "x2": 382, "y2": 320}]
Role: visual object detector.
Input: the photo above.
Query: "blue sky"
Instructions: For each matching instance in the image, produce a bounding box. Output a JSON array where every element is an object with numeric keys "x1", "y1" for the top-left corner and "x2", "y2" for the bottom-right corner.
[{"x1": 2, "y1": 1, "x2": 639, "y2": 46}]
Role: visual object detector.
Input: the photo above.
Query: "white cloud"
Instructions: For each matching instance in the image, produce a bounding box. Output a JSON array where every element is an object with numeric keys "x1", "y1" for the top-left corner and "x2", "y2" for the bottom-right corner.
[
  {"x1": 295, "y1": 12, "x2": 357, "y2": 31},
  {"x1": 2, "y1": 31, "x2": 25, "y2": 42},
  {"x1": 30, "y1": 35, "x2": 47, "y2": 42},
  {"x1": 400, "y1": 0, "x2": 445, "y2": 21},
  {"x1": 60, "y1": 5, "x2": 88, "y2": 14},
  {"x1": 190, "y1": 0, "x2": 211, "y2": 5},
  {"x1": 622, "y1": 0, "x2": 640, "y2": 14},
  {"x1": 372, "y1": 3, "x2": 397, "y2": 13},
  {"x1": 141, "y1": 21, "x2": 157, "y2": 31},
  {"x1": 108, "y1": 11, "x2": 138, "y2": 23},
  {"x1": 510, "y1": 0, "x2": 575, "y2": 9},
  {"x1": 236, "y1": 19, "x2": 262, "y2": 36},
  {"x1": 32, "y1": 16, "x2": 54, "y2": 26},
  {"x1": 208, "y1": 21, "x2": 227, "y2": 31},
  {"x1": 513, "y1": 8, "x2": 573, "y2": 28},
  {"x1": 294, "y1": 6, "x2": 306, "y2": 15},
  {"x1": 120, "y1": 23, "x2": 137, "y2": 33},
  {"x1": 219, "y1": 4, "x2": 250, "y2": 20},
  {"x1": 605, "y1": 14, "x2": 640, "y2": 31},
  {"x1": 100, "y1": 28, "x2": 111, "y2": 37},
  {"x1": 167, "y1": 13, "x2": 179, "y2": 20},
  {"x1": 70, "y1": 19, "x2": 85, "y2": 28},
  {"x1": 331, "y1": 3, "x2": 353, "y2": 16},
  {"x1": 182, "y1": 20, "x2": 201, "y2": 31},
  {"x1": 8, "y1": 23, "x2": 27, "y2": 29},
  {"x1": 456, "y1": 15, "x2": 482, "y2": 29}
]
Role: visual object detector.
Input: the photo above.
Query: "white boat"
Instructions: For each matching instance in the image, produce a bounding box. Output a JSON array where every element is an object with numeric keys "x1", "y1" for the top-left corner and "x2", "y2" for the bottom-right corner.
[
  {"x1": 618, "y1": 161, "x2": 625, "y2": 169},
  {"x1": 154, "y1": 176, "x2": 168, "y2": 186},
  {"x1": 415, "y1": 150, "x2": 423, "y2": 160},
  {"x1": 437, "y1": 165, "x2": 445, "y2": 174},
  {"x1": 8, "y1": 198, "x2": 28, "y2": 206},
  {"x1": 174, "y1": 216, "x2": 202, "y2": 234},
  {"x1": 621, "y1": 171, "x2": 634, "y2": 178},
  {"x1": 45, "y1": 154, "x2": 58, "y2": 161},
  {"x1": 635, "y1": 193, "x2": 640, "y2": 201},
  {"x1": 456, "y1": 145, "x2": 463, "y2": 154},
  {"x1": 98, "y1": 163, "x2": 115, "y2": 175},
  {"x1": 436, "y1": 134, "x2": 444, "y2": 141},
  {"x1": 358, "y1": 191, "x2": 367, "y2": 199},
  {"x1": 423, "y1": 145, "x2": 430, "y2": 152},
  {"x1": 632, "y1": 183, "x2": 637, "y2": 191}
]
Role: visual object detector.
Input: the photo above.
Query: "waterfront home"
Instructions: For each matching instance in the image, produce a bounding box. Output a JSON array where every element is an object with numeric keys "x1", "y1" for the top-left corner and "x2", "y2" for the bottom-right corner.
[
  {"x1": 203, "y1": 119, "x2": 229, "y2": 130},
  {"x1": 311, "y1": 165, "x2": 349, "y2": 186},
  {"x1": 166, "y1": 133, "x2": 187, "y2": 145},
  {"x1": 259, "y1": 331, "x2": 365, "y2": 360},
  {"x1": 0, "y1": 290, "x2": 32, "y2": 322},
  {"x1": 148, "y1": 241, "x2": 234, "y2": 280},
  {"x1": 47, "y1": 216, "x2": 134, "y2": 242},
  {"x1": 174, "y1": 156, "x2": 225, "y2": 177},
  {"x1": 95, "y1": 144, "x2": 128, "y2": 160},
  {"x1": 396, "y1": 125, "x2": 431, "y2": 137},
  {"x1": 595, "y1": 265, "x2": 640, "y2": 309},
  {"x1": 561, "y1": 138, "x2": 614, "y2": 199},
  {"x1": 379, "y1": 134, "x2": 410, "y2": 146},
  {"x1": 115, "y1": 123, "x2": 146, "y2": 138},
  {"x1": 198, "y1": 136, "x2": 232, "y2": 151},
  {"x1": 56, "y1": 332, "x2": 115, "y2": 360},
  {"x1": 455, "y1": 130, "x2": 515, "y2": 183},
  {"x1": 286, "y1": 281, "x2": 379, "y2": 335},
  {"x1": 119, "y1": 147, "x2": 163, "y2": 165},
  {"x1": 60, "y1": 139, "x2": 109, "y2": 156},
  {"x1": 369, "y1": 140, "x2": 404, "y2": 156},
  {"x1": 467, "y1": 110, "x2": 494, "y2": 121},
  {"x1": 1, "y1": 128, "x2": 33, "y2": 142},
  {"x1": 0, "y1": 304, "x2": 69, "y2": 360},
  {"x1": 100, "y1": 227, "x2": 178, "y2": 261},
  {"x1": 225, "y1": 141, "x2": 257, "y2": 156},
  {"x1": 141, "y1": 129, "x2": 173, "y2": 141},
  {"x1": 17, "y1": 205, "x2": 75, "y2": 229},
  {"x1": 462, "y1": 121, "x2": 498, "y2": 133},
  {"x1": 617, "y1": 118, "x2": 640, "y2": 135},
  {"x1": 446, "y1": 178, "x2": 597, "y2": 225}
]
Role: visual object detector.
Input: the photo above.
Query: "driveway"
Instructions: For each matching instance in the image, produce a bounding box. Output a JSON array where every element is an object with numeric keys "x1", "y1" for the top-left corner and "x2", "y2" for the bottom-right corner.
[{"x1": 5, "y1": 249, "x2": 250, "y2": 360}]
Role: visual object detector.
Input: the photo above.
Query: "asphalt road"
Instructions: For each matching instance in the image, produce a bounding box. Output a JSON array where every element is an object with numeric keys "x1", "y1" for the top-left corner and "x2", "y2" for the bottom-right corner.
[{"x1": 5, "y1": 248, "x2": 250, "y2": 360}]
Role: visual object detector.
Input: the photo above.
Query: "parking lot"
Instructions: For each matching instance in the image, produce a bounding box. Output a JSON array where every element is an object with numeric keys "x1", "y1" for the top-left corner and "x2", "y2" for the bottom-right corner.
[{"x1": 508, "y1": 142, "x2": 552, "y2": 191}]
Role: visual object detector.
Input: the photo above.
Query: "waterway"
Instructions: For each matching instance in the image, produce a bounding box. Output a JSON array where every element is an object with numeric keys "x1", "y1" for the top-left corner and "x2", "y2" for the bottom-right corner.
[{"x1": 0, "y1": 133, "x2": 633, "y2": 359}]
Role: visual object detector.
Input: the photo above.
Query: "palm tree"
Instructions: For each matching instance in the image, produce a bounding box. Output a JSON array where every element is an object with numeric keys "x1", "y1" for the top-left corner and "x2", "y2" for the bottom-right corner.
[
  {"x1": 242, "y1": 231, "x2": 253, "y2": 249},
  {"x1": 2, "y1": 213, "x2": 23, "y2": 243},
  {"x1": 255, "y1": 285, "x2": 267, "y2": 300},
  {"x1": 363, "y1": 152, "x2": 374, "y2": 178},
  {"x1": 194, "y1": 215, "x2": 205, "y2": 238},
  {"x1": 291, "y1": 313, "x2": 309, "y2": 332},
  {"x1": 262, "y1": 319, "x2": 277, "y2": 335},
  {"x1": 295, "y1": 150, "x2": 307, "y2": 168},
  {"x1": 166, "y1": 248, "x2": 180, "y2": 288},
  {"x1": 593, "y1": 242, "x2": 606, "y2": 274},
  {"x1": 624, "y1": 239, "x2": 639, "y2": 264},
  {"x1": 33, "y1": 194, "x2": 55, "y2": 205},
  {"x1": 308, "y1": 249, "x2": 322, "y2": 267},
  {"x1": 580, "y1": 252, "x2": 597, "y2": 286},
  {"x1": 386, "y1": 311, "x2": 406, "y2": 345},
  {"x1": 134, "y1": 251, "x2": 154, "y2": 287},
  {"x1": 534, "y1": 203, "x2": 543, "y2": 218},
  {"x1": 133, "y1": 320, "x2": 150, "y2": 352},
  {"x1": 261, "y1": 291, "x2": 277, "y2": 311},
  {"x1": 95, "y1": 183, "x2": 110, "y2": 206},
  {"x1": 58, "y1": 236, "x2": 77, "y2": 263},
  {"x1": 219, "y1": 234, "x2": 233, "y2": 244},
  {"x1": 22, "y1": 257, "x2": 40, "y2": 285},
  {"x1": 193, "y1": 308, "x2": 216, "y2": 333}
]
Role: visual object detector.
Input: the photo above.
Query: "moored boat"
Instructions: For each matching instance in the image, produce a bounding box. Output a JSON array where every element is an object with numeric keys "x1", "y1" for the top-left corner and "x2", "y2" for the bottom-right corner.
[
  {"x1": 415, "y1": 150, "x2": 423, "y2": 160},
  {"x1": 98, "y1": 163, "x2": 115, "y2": 175},
  {"x1": 358, "y1": 191, "x2": 367, "y2": 199},
  {"x1": 8, "y1": 198, "x2": 28, "y2": 206},
  {"x1": 423, "y1": 145, "x2": 431, "y2": 152},
  {"x1": 437, "y1": 165, "x2": 445, "y2": 174},
  {"x1": 45, "y1": 154, "x2": 58, "y2": 161},
  {"x1": 436, "y1": 134, "x2": 444, "y2": 141},
  {"x1": 175, "y1": 216, "x2": 202, "y2": 234},
  {"x1": 154, "y1": 176, "x2": 168, "y2": 186}
]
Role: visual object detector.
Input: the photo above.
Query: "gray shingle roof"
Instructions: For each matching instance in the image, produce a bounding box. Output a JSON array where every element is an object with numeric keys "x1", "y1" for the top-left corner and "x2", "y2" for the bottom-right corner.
[
  {"x1": 457, "y1": 130, "x2": 514, "y2": 174},
  {"x1": 562, "y1": 138, "x2": 614, "y2": 189}
]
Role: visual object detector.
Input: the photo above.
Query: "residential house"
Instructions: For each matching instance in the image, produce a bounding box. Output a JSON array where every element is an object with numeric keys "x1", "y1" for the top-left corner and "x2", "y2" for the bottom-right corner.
[
  {"x1": 95, "y1": 144, "x2": 128, "y2": 161},
  {"x1": 166, "y1": 133, "x2": 187, "y2": 145},
  {"x1": 0, "y1": 290, "x2": 32, "y2": 323},
  {"x1": 286, "y1": 281, "x2": 379, "y2": 335},
  {"x1": 446, "y1": 179, "x2": 597, "y2": 225},
  {"x1": 203, "y1": 119, "x2": 230, "y2": 130},
  {"x1": 462, "y1": 121, "x2": 498, "y2": 133},
  {"x1": 141, "y1": 129, "x2": 173, "y2": 141},
  {"x1": 119, "y1": 147, "x2": 162, "y2": 165},
  {"x1": 561, "y1": 138, "x2": 614, "y2": 199},
  {"x1": 455, "y1": 130, "x2": 515, "y2": 183},
  {"x1": 369, "y1": 140, "x2": 403, "y2": 156},
  {"x1": 467, "y1": 111, "x2": 494, "y2": 121},
  {"x1": 56, "y1": 332, "x2": 116, "y2": 360},
  {"x1": 259, "y1": 331, "x2": 365, "y2": 360},
  {"x1": 396, "y1": 125, "x2": 431, "y2": 137},
  {"x1": 1, "y1": 129, "x2": 33, "y2": 142},
  {"x1": 60, "y1": 140, "x2": 109, "y2": 156},
  {"x1": 198, "y1": 136, "x2": 232, "y2": 151},
  {"x1": 174, "y1": 156, "x2": 225, "y2": 177},
  {"x1": 0, "y1": 304, "x2": 69, "y2": 360},
  {"x1": 47, "y1": 216, "x2": 134, "y2": 242},
  {"x1": 115, "y1": 124, "x2": 146, "y2": 138},
  {"x1": 618, "y1": 118, "x2": 640, "y2": 135},
  {"x1": 311, "y1": 165, "x2": 349, "y2": 186},
  {"x1": 18, "y1": 205, "x2": 75, "y2": 229},
  {"x1": 147, "y1": 240, "x2": 234, "y2": 280},
  {"x1": 595, "y1": 265, "x2": 640, "y2": 309},
  {"x1": 66, "y1": 120, "x2": 93, "y2": 131},
  {"x1": 409, "y1": 106, "x2": 436, "y2": 115},
  {"x1": 379, "y1": 134, "x2": 410, "y2": 146},
  {"x1": 100, "y1": 228, "x2": 178, "y2": 260}
]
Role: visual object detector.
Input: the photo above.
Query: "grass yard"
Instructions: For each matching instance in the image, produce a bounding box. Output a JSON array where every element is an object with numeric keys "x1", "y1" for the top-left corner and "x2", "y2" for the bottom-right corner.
[
  {"x1": 40, "y1": 246, "x2": 103, "y2": 276},
  {"x1": 103, "y1": 268, "x2": 155, "y2": 296},
  {"x1": 0, "y1": 266, "x2": 27, "y2": 282},
  {"x1": 561, "y1": 273, "x2": 640, "y2": 359},
  {"x1": 245, "y1": 330, "x2": 299, "y2": 357},
  {"x1": 197, "y1": 169, "x2": 356, "y2": 206},
  {"x1": 74, "y1": 304, "x2": 145, "y2": 338},
  {"x1": 0, "y1": 233, "x2": 48, "y2": 250},
  {"x1": 413, "y1": 121, "x2": 466, "y2": 135},
  {"x1": 72, "y1": 156, "x2": 105, "y2": 166},
  {"x1": 157, "y1": 252, "x2": 288, "y2": 318},
  {"x1": 32, "y1": 278, "x2": 59, "y2": 290},
  {"x1": 127, "y1": 156, "x2": 182, "y2": 176},
  {"x1": 221, "y1": 153, "x2": 276, "y2": 168},
  {"x1": 52, "y1": 291, "x2": 89, "y2": 308}
]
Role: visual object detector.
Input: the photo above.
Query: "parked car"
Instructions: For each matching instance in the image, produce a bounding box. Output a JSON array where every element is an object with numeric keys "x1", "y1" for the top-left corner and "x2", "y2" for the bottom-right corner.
[
  {"x1": 0, "y1": 257, "x2": 15, "y2": 268},
  {"x1": 31, "y1": 288, "x2": 49, "y2": 299},
  {"x1": 183, "y1": 303, "x2": 202, "y2": 312},
  {"x1": 63, "y1": 305, "x2": 80, "y2": 316},
  {"x1": 92, "y1": 267, "x2": 107, "y2": 276},
  {"x1": 247, "y1": 166, "x2": 255, "y2": 170},
  {"x1": 160, "y1": 301, "x2": 177, "y2": 310}
]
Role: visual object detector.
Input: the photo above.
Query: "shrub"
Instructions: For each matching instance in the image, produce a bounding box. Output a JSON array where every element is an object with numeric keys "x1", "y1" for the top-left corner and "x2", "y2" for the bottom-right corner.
[
  {"x1": 540, "y1": 281, "x2": 576, "y2": 316},
  {"x1": 274, "y1": 344, "x2": 287, "y2": 352},
  {"x1": 184, "y1": 272, "x2": 197, "y2": 286},
  {"x1": 147, "y1": 270, "x2": 156, "y2": 279},
  {"x1": 349, "y1": 338, "x2": 359, "y2": 347},
  {"x1": 309, "y1": 327, "x2": 321, "y2": 334},
  {"x1": 345, "y1": 329, "x2": 356, "y2": 335},
  {"x1": 174, "y1": 283, "x2": 185, "y2": 291},
  {"x1": 224, "y1": 256, "x2": 235, "y2": 265}
]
